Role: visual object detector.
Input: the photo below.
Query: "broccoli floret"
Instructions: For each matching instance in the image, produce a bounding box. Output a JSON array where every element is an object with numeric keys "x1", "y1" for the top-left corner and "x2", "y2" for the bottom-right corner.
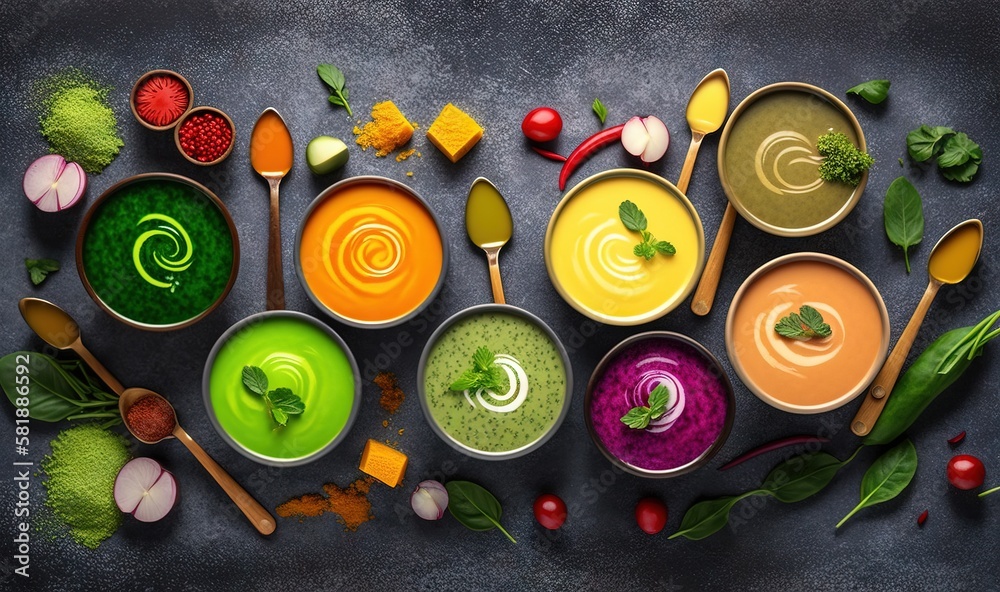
[{"x1": 816, "y1": 132, "x2": 874, "y2": 186}]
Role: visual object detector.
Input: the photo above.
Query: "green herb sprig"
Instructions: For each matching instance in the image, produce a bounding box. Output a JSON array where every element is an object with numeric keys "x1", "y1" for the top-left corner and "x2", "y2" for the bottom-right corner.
[
  {"x1": 816, "y1": 132, "x2": 874, "y2": 186},
  {"x1": 450, "y1": 347, "x2": 505, "y2": 392},
  {"x1": 242, "y1": 366, "x2": 305, "y2": 427},
  {"x1": 883, "y1": 176, "x2": 924, "y2": 273},
  {"x1": 317, "y1": 64, "x2": 353, "y2": 117},
  {"x1": 620, "y1": 384, "x2": 671, "y2": 430},
  {"x1": 906, "y1": 125, "x2": 982, "y2": 182},
  {"x1": 775, "y1": 305, "x2": 832, "y2": 339},
  {"x1": 846, "y1": 79, "x2": 890, "y2": 104},
  {"x1": 592, "y1": 98, "x2": 608, "y2": 124},
  {"x1": 618, "y1": 200, "x2": 676, "y2": 261},
  {"x1": 26, "y1": 258, "x2": 59, "y2": 286}
]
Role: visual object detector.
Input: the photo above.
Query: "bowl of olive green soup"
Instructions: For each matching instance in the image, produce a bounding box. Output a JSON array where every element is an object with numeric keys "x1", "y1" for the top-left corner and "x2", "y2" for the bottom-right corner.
[
  {"x1": 718, "y1": 82, "x2": 869, "y2": 237},
  {"x1": 418, "y1": 304, "x2": 572, "y2": 460}
]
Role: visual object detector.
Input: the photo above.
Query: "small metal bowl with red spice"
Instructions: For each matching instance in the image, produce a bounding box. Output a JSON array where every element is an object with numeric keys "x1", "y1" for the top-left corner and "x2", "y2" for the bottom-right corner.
[
  {"x1": 130, "y1": 69, "x2": 194, "y2": 131},
  {"x1": 174, "y1": 106, "x2": 235, "y2": 166}
]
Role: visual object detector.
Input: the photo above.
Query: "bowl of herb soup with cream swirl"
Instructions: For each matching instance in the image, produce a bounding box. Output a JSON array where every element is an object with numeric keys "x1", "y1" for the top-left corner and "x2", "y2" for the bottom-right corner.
[
  {"x1": 726, "y1": 252, "x2": 890, "y2": 413},
  {"x1": 76, "y1": 173, "x2": 238, "y2": 330},
  {"x1": 586, "y1": 331, "x2": 735, "y2": 478},
  {"x1": 418, "y1": 304, "x2": 572, "y2": 460}
]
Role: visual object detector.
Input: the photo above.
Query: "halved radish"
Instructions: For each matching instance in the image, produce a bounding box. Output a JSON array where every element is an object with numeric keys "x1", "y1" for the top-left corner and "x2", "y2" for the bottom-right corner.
[
  {"x1": 114, "y1": 457, "x2": 178, "y2": 523},
  {"x1": 23, "y1": 154, "x2": 87, "y2": 212},
  {"x1": 620, "y1": 116, "x2": 670, "y2": 163}
]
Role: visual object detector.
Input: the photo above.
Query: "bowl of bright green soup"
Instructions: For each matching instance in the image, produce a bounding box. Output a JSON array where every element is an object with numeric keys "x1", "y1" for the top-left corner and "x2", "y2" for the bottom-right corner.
[
  {"x1": 418, "y1": 304, "x2": 572, "y2": 460},
  {"x1": 203, "y1": 311, "x2": 361, "y2": 466},
  {"x1": 718, "y1": 82, "x2": 868, "y2": 236},
  {"x1": 76, "y1": 173, "x2": 238, "y2": 330}
]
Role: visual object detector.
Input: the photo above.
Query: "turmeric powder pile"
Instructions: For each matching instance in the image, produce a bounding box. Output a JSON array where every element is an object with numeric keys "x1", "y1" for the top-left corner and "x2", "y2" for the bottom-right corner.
[
  {"x1": 353, "y1": 101, "x2": 414, "y2": 157},
  {"x1": 276, "y1": 476, "x2": 375, "y2": 531}
]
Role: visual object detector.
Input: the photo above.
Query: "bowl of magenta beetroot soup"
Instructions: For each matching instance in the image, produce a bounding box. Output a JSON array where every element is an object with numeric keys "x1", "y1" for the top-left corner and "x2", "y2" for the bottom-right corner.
[{"x1": 586, "y1": 331, "x2": 735, "y2": 477}]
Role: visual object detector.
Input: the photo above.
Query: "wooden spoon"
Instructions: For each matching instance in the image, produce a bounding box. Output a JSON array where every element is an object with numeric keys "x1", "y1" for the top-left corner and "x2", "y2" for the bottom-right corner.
[
  {"x1": 851, "y1": 219, "x2": 984, "y2": 436},
  {"x1": 676, "y1": 69, "x2": 730, "y2": 194},
  {"x1": 119, "y1": 387, "x2": 277, "y2": 535},
  {"x1": 250, "y1": 108, "x2": 294, "y2": 311}
]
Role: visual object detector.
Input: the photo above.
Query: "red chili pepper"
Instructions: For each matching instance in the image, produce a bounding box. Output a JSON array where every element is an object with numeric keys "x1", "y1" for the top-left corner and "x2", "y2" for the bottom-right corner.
[
  {"x1": 947, "y1": 431, "x2": 966, "y2": 445},
  {"x1": 917, "y1": 509, "x2": 928, "y2": 526},
  {"x1": 531, "y1": 146, "x2": 567, "y2": 162},
  {"x1": 717, "y1": 435, "x2": 831, "y2": 471},
  {"x1": 558, "y1": 123, "x2": 625, "y2": 190}
]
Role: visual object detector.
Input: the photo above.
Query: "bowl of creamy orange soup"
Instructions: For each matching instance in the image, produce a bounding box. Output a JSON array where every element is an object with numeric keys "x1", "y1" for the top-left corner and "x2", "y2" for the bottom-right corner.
[{"x1": 725, "y1": 252, "x2": 890, "y2": 413}]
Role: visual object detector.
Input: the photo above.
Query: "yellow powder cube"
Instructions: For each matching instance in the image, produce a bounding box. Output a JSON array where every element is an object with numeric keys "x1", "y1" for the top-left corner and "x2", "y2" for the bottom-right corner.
[
  {"x1": 426, "y1": 103, "x2": 484, "y2": 163},
  {"x1": 354, "y1": 101, "x2": 415, "y2": 157},
  {"x1": 359, "y1": 439, "x2": 408, "y2": 487}
]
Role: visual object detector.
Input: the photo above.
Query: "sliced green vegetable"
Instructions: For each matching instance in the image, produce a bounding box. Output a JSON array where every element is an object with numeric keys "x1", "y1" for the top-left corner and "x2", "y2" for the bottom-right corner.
[
  {"x1": 846, "y1": 79, "x2": 890, "y2": 104},
  {"x1": 837, "y1": 439, "x2": 917, "y2": 528},
  {"x1": 883, "y1": 177, "x2": 924, "y2": 273},
  {"x1": 445, "y1": 480, "x2": 516, "y2": 543}
]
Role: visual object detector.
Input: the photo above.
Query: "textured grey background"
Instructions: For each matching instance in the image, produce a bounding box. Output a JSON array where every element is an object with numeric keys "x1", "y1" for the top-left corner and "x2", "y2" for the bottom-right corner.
[{"x1": 1, "y1": 1, "x2": 998, "y2": 590}]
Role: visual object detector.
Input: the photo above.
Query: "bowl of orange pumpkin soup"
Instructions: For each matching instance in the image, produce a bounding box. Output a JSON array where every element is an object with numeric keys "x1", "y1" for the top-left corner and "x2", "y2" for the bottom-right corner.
[
  {"x1": 725, "y1": 253, "x2": 889, "y2": 413},
  {"x1": 295, "y1": 176, "x2": 448, "y2": 328}
]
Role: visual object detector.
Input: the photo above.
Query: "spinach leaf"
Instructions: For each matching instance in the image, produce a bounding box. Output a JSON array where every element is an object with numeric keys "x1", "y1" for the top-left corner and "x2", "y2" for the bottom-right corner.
[
  {"x1": 883, "y1": 176, "x2": 924, "y2": 273},
  {"x1": 836, "y1": 439, "x2": 918, "y2": 528},
  {"x1": 846, "y1": 79, "x2": 890, "y2": 104},
  {"x1": 906, "y1": 125, "x2": 954, "y2": 162},
  {"x1": 668, "y1": 491, "x2": 761, "y2": 541},
  {"x1": 445, "y1": 480, "x2": 516, "y2": 543},
  {"x1": 763, "y1": 449, "x2": 859, "y2": 503}
]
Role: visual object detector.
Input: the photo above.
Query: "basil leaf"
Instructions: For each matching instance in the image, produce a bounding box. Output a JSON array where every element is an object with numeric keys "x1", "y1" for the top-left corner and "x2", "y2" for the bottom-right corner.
[
  {"x1": 0, "y1": 352, "x2": 118, "y2": 423},
  {"x1": 941, "y1": 159, "x2": 980, "y2": 183},
  {"x1": 883, "y1": 177, "x2": 925, "y2": 273},
  {"x1": 937, "y1": 132, "x2": 982, "y2": 168},
  {"x1": 317, "y1": 63, "x2": 344, "y2": 91},
  {"x1": 762, "y1": 451, "x2": 853, "y2": 503},
  {"x1": 669, "y1": 491, "x2": 761, "y2": 541},
  {"x1": 618, "y1": 200, "x2": 647, "y2": 232},
  {"x1": 837, "y1": 439, "x2": 918, "y2": 528},
  {"x1": 242, "y1": 365, "x2": 268, "y2": 396},
  {"x1": 269, "y1": 388, "x2": 305, "y2": 415},
  {"x1": 445, "y1": 480, "x2": 517, "y2": 543},
  {"x1": 25, "y1": 258, "x2": 60, "y2": 286},
  {"x1": 620, "y1": 406, "x2": 652, "y2": 429},
  {"x1": 906, "y1": 125, "x2": 954, "y2": 162},
  {"x1": 846, "y1": 79, "x2": 890, "y2": 104},
  {"x1": 328, "y1": 95, "x2": 346, "y2": 107},
  {"x1": 592, "y1": 98, "x2": 608, "y2": 124},
  {"x1": 798, "y1": 306, "x2": 832, "y2": 338},
  {"x1": 647, "y1": 384, "x2": 670, "y2": 413},
  {"x1": 654, "y1": 241, "x2": 676, "y2": 255}
]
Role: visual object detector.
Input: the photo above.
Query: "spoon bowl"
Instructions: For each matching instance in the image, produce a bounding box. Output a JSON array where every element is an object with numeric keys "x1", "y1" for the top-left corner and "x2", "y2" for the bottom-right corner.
[
  {"x1": 120, "y1": 386, "x2": 277, "y2": 535},
  {"x1": 251, "y1": 107, "x2": 294, "y2": 311},
  {"x1": 851, "y1": 219, "x2": 984, "y2": 436},
  {"x1": 466, "y1": 177, "x2": 513, "y2": 304},
  {"x1": 676, "y1": 68, "x2": 730, "y2": 194}
]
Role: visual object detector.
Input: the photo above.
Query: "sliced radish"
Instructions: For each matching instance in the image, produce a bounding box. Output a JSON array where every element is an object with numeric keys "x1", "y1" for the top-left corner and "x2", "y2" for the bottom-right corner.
[
  {"x1": 23, "y1": 154, "x2": 87, "y2": 212},
  {"x1": 114, "y1": 457, "x2": 178, "y2": 523},
  {"x1": 620, "y1": 116, "x2": 670, "y2": 164}
]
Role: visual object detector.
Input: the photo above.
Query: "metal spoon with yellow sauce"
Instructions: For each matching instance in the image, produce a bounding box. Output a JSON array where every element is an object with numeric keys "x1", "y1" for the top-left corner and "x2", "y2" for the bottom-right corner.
[
  {"x1": 852, "y1": 219, "x2": 984, "y2": 436},
  {"x1": 465, "y1": 177, "x2": 513, "y2": 304}
]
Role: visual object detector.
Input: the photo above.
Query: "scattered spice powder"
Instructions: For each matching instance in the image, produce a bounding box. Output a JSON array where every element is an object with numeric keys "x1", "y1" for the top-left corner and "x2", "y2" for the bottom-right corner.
[
  {"x1": 42, "y1": 424, "x2": 131, "y2": 549},
  {"x1": 36, "y1": 69, "x2": 124, "y2": 173},
  {"x1": 276, "y1": 476, "x2": 375, "y2": 531},
  {"x1": 353, "y1": 100, "x2": 414, "y2": 156},
  {"x1": 124, "y1": 394, "x2": 176, "y2": 442},
  {"x1": 395, "y1": 148, "x2": 417, "y2": 162},
  {"x1": 374, "y1": 371, "x2": 405, "y2": 414}
]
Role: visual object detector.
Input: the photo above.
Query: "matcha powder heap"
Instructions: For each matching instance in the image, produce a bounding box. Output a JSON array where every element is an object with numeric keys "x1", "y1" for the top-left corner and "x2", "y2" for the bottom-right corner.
[
  {"x1": 42, "y1": 424, "x2": 131, "y2": 549},
  {"x1": 37, "y1": 70, "x2": 124, "y2": 173}
]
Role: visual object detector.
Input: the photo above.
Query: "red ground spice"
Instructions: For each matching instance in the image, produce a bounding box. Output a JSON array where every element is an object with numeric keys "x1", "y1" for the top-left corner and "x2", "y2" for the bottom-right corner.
[
  {"x1": 276, "y1": 476, "x2": 375, "y2": 531},
  {"x1": 178, "y1": 112, "x2": 232, "y2": 162},
  {"x1": 125, "y1": 395, "x2": 175, "y2": 441},
  {"x1": 374, "y1": 372, "x2": 405, "y2": 414},
  {"x1": 135, "y1": 74, "x2": 189, "y2": 127}
]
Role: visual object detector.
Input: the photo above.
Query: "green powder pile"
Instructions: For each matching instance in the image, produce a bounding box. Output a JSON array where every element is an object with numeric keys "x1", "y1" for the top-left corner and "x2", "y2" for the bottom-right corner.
[
  {"x1": 42, "y1": 423, "x2": 131, "y2": 549},
  {"x1": 37, "y1": 70, "x2": 124, "y2": 173}
]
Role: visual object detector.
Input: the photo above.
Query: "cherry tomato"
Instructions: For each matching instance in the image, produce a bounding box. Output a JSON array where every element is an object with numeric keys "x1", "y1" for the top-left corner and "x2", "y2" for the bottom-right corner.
[
  {"x1": 635, "y1": 497, "x2": 668, "y2": 535},
  {"x1": 533, "y1": 493, "x2": 567, "y2": 530},
  {"x1": 521, "y1": 107, "x2": 563, "y2": 142},
  {"x1": 947, "y1": 454, "x2": 986, "y2": 490}
]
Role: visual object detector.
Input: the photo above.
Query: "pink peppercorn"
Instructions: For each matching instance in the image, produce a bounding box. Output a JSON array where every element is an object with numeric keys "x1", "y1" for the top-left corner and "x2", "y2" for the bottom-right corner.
[{"x1": 177, "y1": 111, "x2": 233, "y2": 163}]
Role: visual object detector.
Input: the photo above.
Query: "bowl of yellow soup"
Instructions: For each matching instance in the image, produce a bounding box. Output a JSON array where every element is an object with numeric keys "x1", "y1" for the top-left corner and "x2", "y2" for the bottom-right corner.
[
  {"x1": 544, "y1": 169, "x2": 705, "y2": 325},
  {"x1": 295, "y1": 176, "x2": 448, "y2": 328},
  {"x1": 725, "y1": 253, "x2": 890, "y2": 413},
  {"x1": 718, "y1": 82, "x2": 868, "y2": 237}
]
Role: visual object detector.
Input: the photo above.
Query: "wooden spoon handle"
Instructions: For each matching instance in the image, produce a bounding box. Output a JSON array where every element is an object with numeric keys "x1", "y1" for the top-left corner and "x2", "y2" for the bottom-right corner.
[
  {"x1": 72, "y1": 343, "x2": 125, "y2": 396},
  {"x1": 487, "y1": 247, "x2": 506, "y2": 304},
  {"x1": 675, "y1": 133, "x2": 705, "y2": 195},
  {"x1": 266, "y1": 177, "x2": 285, "y2": 311},
  {"x1": 691, "y1": 203, "x2": 737, "y2": 316},
  {"x1": 851, "y1": 281, "x2": 942, "y2": 436},
  {"x1": 173, "y1": 425, "x2": 277, "y2": 535}
]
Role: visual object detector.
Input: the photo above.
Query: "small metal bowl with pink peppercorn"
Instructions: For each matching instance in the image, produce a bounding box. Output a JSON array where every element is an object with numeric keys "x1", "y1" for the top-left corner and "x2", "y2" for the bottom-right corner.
[{"x1": 174, "y1": 106, "x2": 235, "y2": 166}]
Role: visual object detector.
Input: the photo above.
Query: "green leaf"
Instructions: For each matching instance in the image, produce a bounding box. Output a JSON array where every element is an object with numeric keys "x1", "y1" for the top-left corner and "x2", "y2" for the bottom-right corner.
[
  {"x1": 906, "y1": 125, "x2": 954, "y2": 162},
  {"x1": 937, "y1": 132, "x2": 980, "y2": 168},
  {"x1": 25, "y1": 258, "x2": 59, "y2": 286},
  {"x1": 329, "y1": 95, "x2": 346, "y2": 107},
  {"x1": 775, "y1": 306, "x2": 831, "y2": 339},
  {"x1": 798, "y1": 305, "x2": 832, "y2": 338},
  {"x1": 269, "y1": 387, "x2": 305, "y2": 415},
  {"x1": 592, "y1": 98, "x2": 608, "y2": 124},
  {"x1": 241, "y1": 366, "x2": 268, "y2": 396},
  {"x1": 883, "y1": 176, "x2": 925, "y2": 273},
  {"x1": 647, "y1": 384, "x2": 670, "y2": 414},
  {"x1": 846, "y1": 79, "x2": 890, "y2": 104},
  {"x1": 633, "y1": 242, "x2": 656, "y2": 260},
  {"x1": 618, "y1": 200, "x2": 647, "y2": 232},
  {"x1": 449, "y1": 371, "x2": 480, "y2": 392},
  {"x1": 836, "y1": 439, "x2": 918, "y2": 528},
  {"x1": 0, "y1": 352, "x2": 118, "y2": 423},
  {"x1": 762, "y1": 450, "x2": 857, "y2": 503},
  {"x1": 620, "y1": 406, "x2": 653, "y2": 429},
  {"x1": 654, "y1": 241, "x2": 676, "y2": 255},
  {"x1": 317, "y1": 63, "x2": 345, "y2": 91},
  {"x1": 473, "y1": 346, "x2": 494, "y2": 372},
  {"x1": 445, "y1": 481, "x2": 517, "y2": 543},
  {"x1": 270, "y1": 404, "x2": 289, "y2": 426},
  {"x1": 450, "y1": 347, "x2": 504, "y2": 392},
  {"x1": 669, "y1": 492, "x2": 760, "y2": 541},
  {"x1": 941, "y1": 159, "x2": 980, "y2": 183}
]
